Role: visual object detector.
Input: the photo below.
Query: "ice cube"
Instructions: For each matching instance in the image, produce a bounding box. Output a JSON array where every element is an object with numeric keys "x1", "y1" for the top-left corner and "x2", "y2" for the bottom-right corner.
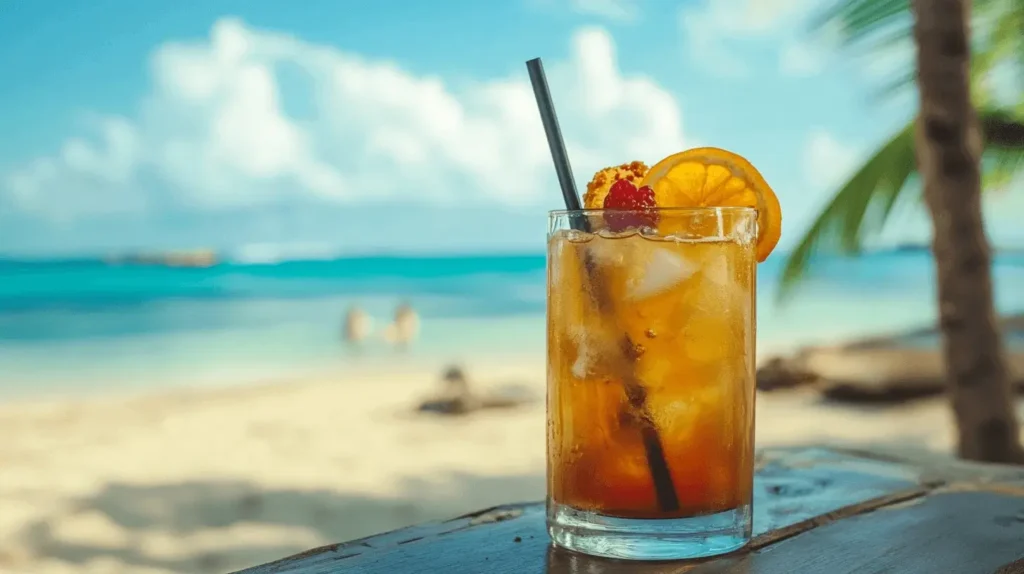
[
  {"x1": 584, "y1": 239, "x2": 624, "y2": 267},
  {"x1": 570, "y1": 325, "x2": 595, "y2": 379},
  {"x1": 648, "y1": 393, "x2": 702, "y2": 439},
  {"x1": 696, "y1": 261, "x2": 748, "y2": 320},
  {"x1": 569, "y1": 324, "x2": 622, "y2": 380},
  {"x1": 701, "y1": 252, "x2": 731, "y2": 288},
  {"x1": 627, "y1": 247, "x2": 698, "y2": 300},
  {"x1": 692, "y1": 246, "x2": 750, "y2": 319},
  {"x1": 685, "y1": 282, "x2": 749, "y2": 363}
]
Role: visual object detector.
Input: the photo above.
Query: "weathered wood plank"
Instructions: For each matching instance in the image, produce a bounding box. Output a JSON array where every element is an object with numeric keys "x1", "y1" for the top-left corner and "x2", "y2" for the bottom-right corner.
[
  {"x1": 235, "y1": 447, "x2": 944, "y2": 574},
  {"x1": 688, "y1": 489, "x2": 1024, "y2": 574},
  {"x1": 236, "y1": 447, "x2": 1024, "y2": 574},
  {"x1": 241, "y1": 504, "x2": 549, "y2": 574}
]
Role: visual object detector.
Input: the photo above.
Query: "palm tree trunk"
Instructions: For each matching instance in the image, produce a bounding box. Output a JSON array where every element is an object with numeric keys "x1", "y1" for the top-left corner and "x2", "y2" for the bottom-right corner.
[{"x1": 910, "y1": 0, "x2": 1024, "y2": 463}]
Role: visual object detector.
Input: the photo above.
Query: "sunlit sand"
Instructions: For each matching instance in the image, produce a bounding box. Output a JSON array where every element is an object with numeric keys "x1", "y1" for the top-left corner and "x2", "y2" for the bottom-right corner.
[{"x1": 0, "y1": 357, "x2": 1022, "y2": 574}]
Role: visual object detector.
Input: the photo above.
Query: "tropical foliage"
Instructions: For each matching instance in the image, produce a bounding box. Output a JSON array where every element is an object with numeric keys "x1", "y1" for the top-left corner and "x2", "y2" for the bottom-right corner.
[{"x1": 779, "y1": 0, "x2": 1024, "y2": 296}]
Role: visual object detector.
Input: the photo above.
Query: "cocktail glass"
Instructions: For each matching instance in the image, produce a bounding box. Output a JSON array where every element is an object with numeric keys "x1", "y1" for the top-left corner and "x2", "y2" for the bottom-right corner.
[{"x1": 546, "y1": 206, "x2": 757, "y2": 561}]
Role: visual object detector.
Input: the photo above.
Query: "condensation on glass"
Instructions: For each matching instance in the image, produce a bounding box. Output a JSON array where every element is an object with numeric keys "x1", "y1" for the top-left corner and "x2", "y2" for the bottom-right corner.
[{"x1": 546, "y1": 207, "x2": 757, "y2": 561}]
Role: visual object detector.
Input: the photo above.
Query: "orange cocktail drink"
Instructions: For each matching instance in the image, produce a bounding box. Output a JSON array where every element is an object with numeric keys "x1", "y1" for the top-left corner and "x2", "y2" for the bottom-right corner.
[{"x1": 546, "y1": 148, "x2": 781, "y2": 560}]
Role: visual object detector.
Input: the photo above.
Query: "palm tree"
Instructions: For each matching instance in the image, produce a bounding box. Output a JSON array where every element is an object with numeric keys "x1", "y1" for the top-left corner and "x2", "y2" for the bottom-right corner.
[
  {"x1": 780, "y1": 0, "x2": 1024, "y2": 288},
  {"x1": 782, "y1": 0, "x2": 1024, "y2": 463},
  {"x1": 910, "y1": 0, "x2": 1024, "y2": 463}
]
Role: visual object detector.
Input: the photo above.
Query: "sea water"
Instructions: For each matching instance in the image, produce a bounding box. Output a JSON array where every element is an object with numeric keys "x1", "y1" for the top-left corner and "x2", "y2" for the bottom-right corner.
[{"x1": 1, "y1": 250, "x2": 1022, "y2": 399}]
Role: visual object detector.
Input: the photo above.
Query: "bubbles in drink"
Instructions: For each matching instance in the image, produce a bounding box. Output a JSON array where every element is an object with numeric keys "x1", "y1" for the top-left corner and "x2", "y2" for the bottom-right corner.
[
  {"x1": 566, "y1": 229, "x2": 591, "y2": 243},
  {"x1": 681, "y1": 244, "x2": 751, "y2": 364},
  {"x1": 648, "y1": 381, "x2": 725, "y2": 439},
  {"x1": 548, "y1": 219, "x2": 755, "y2": 518},
  {"x1": 583, "y1": 232, "x2": 626, "y2": 266},
  {"x1": 700, "y1": 250, "x2": 731, "y2": 288}
]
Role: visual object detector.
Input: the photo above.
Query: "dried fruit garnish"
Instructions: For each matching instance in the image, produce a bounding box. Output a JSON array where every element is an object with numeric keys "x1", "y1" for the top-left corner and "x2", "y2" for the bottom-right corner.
[{"x1": 583, "y1": 161, "x2": 649, "y2": 210}]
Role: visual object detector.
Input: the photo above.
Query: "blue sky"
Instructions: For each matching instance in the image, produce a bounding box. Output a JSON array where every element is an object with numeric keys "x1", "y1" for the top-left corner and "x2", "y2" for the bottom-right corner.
[{"x1": 0, "y1": 0, "x2": 1019, "y2": 258}]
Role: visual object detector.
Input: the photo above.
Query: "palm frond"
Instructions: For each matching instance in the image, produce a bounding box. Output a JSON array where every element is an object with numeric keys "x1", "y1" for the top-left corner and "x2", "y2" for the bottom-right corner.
[
  {"x1": 814, "y1": 0, "x2": 910, "y2": 47},
  {"x1": 812, "y1": 0, "x2": 916, "y2": 102},
  {"x1": 870, "y1": 69, "x2": 917, "y2": 102},
  {"x1": 777, "y1": 123, "x2": 917, "y2": 301},
  {"x1": 973, "y1": 0, "x2": 1024, "y2": 96},
  {"x1": 983, "y1": 145, "x2": 1024, "y2": 191},
  {"x1": 979, "y1": 106, "x2": 1024, "y2": 148},
  {"x1": 813, "y1": 0, "x2": 1021, "y2": 103},
  {"x1": 781, "y1": 1, "x2": 1024, "y2": 298},
  {"x1": 978, "y1": 0, "x2": 1024, "y2": 61},
  {"x1": 779, "y1": 109, "x2": 1024, "y2": 300},
  {"x1": 979, "y1": 107, "x2": 1024, "y2": 190}
]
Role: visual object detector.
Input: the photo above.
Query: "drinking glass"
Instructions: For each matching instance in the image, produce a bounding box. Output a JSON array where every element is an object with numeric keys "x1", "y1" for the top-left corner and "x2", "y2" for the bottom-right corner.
[{"x1": 546, "y1": 207, "x2": 757, "y2": 560}]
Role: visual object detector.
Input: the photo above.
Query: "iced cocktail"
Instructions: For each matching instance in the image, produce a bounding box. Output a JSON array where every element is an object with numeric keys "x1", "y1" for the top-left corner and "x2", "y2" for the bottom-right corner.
[{"x1": 546, "y1": 148, "x2": 781, "y2": 560}]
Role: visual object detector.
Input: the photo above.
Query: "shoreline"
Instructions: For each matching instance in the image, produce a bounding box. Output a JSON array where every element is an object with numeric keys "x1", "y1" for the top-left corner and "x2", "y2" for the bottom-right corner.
[
  {"x1": 0, "y1": 349, "x2": 547, "y2": 407},
  {"x1": 8, "y1": 310, "x2": 1022, "y2": 404},
  {"x1": 5, "y1": 311, "x2": 1022, "y2": 409}
]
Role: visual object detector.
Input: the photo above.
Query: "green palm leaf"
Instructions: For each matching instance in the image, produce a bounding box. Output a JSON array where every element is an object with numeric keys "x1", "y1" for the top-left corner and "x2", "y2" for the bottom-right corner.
[
  {"x1": 983, "y1": 145, "x2": 1024, "y2": 191},
  {"x1": 982, "y1": 111, "x2": 1024, "y2": 190},
  {"x1": 815, "y1": 0, "x2": 1021, "y2": 102},
  {"x1": 778, "y1": 108, "x2": 1024, "y2": 300},
  {"x1": 815, "y1": 0, "x2": 909, "y2": 47},
  {"x1": 778, "y1": 123, "x2": 916, "y2": 299},
  {"x1": 976, "y1": 0, "x2": 1024, "y2": 70},
  {"x1": 779, "y1": 0, "x2": 1024, "y2": 297},
  {"x1": 980, "y1": 106, "x2": 1024, "y2": 151},
  {"x1": 819, "y1": 0, "x2": 1023, "y2": 66},
  {"x1": 979, "y1": 109, "x2": 1024, "y2": 194}
]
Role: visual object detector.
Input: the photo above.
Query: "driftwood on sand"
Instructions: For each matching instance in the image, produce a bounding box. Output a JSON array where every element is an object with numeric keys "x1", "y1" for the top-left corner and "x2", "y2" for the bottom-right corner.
[
  {"x1": 757, "y1": 313, "x2": 1024, "y2": 403},
  {"x1": 756, "y1": 355, "x2": 819, "y2": 392},
  {"x1": 416, "y1": 366, "x2": 539, "y2": 416},
  {"x1": 803, "y1": 347, "x2": 1023, "y2": 403}
]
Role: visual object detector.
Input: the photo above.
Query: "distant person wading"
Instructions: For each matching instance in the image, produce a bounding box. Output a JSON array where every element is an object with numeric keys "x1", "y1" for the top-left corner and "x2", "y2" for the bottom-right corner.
[
  {"x1": 384, "y1": 302, "x2": 420, "y2": 351},
  {"x1": 343, "y1": 306, "x2": 373, "y2": 352}
]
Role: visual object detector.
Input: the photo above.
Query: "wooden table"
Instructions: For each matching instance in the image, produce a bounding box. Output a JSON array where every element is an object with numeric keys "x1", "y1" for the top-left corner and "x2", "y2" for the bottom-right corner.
[{"x1": 236, "y1": 447, "x2": 1024, "y2": 573}]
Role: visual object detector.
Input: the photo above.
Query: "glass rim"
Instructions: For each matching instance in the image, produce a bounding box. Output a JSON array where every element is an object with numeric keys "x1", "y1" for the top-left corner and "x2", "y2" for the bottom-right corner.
[{"x1": 548, "y1": 206, "x2": 757, "y2": 216}]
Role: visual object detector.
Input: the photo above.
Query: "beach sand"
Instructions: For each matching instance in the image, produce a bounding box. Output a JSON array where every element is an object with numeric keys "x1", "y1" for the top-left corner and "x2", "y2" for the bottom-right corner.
[{"x1": 1, "y1": 361, "x2": 1023, "y2": 574}]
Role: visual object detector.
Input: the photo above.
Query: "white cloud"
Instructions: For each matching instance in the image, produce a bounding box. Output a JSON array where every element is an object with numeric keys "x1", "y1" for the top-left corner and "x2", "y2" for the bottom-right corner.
[
  {"x1": 803, "y1": 129, "x2": 861, "y2": 190},
  {"x1": 5, "y1": 116, "x2": 145, "y2": 221},
  {"x1": 570, "y1": 0, "x2": 640, "y2": 21},
  {"x1": 798, "y1": 130, "x2": 1024, "y2": 250},
  {"x1": 1, "y1": 19, "x2": 687, "y2": 223},
  {"x1": 680, "y1": 0, "x2": 833, "y2": 78}
]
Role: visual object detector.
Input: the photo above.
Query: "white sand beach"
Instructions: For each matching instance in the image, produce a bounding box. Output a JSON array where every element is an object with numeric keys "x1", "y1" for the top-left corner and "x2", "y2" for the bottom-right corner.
[{"x1": 1, "y1": 360, "x2": 1022, "y2": 574}]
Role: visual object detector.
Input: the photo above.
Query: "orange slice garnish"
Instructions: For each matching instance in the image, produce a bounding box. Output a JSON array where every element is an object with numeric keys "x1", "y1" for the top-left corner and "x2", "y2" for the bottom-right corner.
[{"x1": 639, "y1": 147, "x2": 781, "y2": 262}]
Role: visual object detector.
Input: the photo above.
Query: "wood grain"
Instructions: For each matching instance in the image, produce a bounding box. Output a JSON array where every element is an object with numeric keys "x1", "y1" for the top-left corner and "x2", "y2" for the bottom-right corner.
[
  {"x1": 233, "y1": 447, "x2": 1024, "y2": 574},
  {"x1": 689, "y1": 490, "x2": 1024, "y2": 574}
]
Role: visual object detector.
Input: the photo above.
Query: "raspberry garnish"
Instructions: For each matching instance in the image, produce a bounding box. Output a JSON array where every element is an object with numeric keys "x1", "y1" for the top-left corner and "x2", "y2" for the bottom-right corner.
[
  {"x1": 583, "y1": 161, "x2": 649, "y2": 209},
  {"x1": 602, "y1": 180, "x2": 659, "y2": 231}
]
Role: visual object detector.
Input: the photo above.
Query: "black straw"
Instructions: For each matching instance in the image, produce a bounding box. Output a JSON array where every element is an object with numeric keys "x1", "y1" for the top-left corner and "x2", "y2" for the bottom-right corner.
[
  {"x1": 526, "y1": 57, "x2": 679, "y2": 513},
  {"x1": 526, "y1": 58, "x2": 582, "y2": 213}
]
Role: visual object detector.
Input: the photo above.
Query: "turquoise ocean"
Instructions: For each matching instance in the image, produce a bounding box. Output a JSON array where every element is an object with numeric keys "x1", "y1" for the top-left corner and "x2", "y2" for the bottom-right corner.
[{"x1": 2, "y1": 250, "x2": 1023, "y2": 400}]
